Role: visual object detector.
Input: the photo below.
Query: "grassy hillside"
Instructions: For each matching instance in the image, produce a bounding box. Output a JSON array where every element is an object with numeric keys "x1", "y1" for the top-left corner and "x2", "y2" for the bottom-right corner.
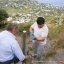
[{"x1": 4, "y1": 7, "x2": 31, "y2": 15}]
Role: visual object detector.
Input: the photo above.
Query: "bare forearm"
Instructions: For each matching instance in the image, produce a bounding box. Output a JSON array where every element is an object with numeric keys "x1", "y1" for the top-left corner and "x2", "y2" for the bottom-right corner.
[{"x1": 29, "y1": 27, "x2": 33, "y2": 32}]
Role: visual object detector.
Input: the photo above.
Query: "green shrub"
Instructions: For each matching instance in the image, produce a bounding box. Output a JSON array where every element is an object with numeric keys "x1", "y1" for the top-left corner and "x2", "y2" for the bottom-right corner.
[
  {"x1": 0, "y1": 9, "x2": 9, "y2": 29},
  {"x1": 0, "y1": 22, "x2": 8, "y2": 29},
  {"x1": 0, "y1": 9, "x2": 9, "y2": 22},
  {"x1": 19, "y1": 22, "x2": 33, "y2": 33}
]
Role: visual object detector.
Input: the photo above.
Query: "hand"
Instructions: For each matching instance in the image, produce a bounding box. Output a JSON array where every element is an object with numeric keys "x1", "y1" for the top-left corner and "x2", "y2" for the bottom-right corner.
[
  {"x1": 22, "y1": 58, "x2": 26, "y2": 63},
  {"x1": 22, "y1": 56, "x2": 29, "y2": 63},
  {"x1": 30, "y1": 32, "x2": 36, "y2": 40}
]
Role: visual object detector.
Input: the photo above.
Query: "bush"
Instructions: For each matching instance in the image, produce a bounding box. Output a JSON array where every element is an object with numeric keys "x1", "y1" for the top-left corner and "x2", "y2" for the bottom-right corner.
[
  {"x1": 48, "y1": 25, "x2": 64, "y2": 40},
  {"x1": 19, "y1": 22, "x2": 33, "y2": 33},
  {"x1": 0, "y1": 9, "x2": 9, "y2": 22},
  {"x1": 0, "y1": 22, "x2": 8, "y2": 29},
  {"x1": 55, "y1": 30, "x2": 64, "y2": 49},
  {"x1": 0, "y1": 9, "x2": 9, "y2": 29}
]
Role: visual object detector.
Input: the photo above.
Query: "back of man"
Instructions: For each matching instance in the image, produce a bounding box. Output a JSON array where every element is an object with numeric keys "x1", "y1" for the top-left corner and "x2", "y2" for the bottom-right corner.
[
  {"x1": 0, "y1": 23, "x2": 25, "y2": 64},
  {"x1": 0, "y1": 30, "x2": 16, "y2": 62}
]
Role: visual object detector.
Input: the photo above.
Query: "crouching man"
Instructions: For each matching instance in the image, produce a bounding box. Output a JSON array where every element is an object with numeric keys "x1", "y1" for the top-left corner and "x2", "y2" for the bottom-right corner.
[{"x1": 0, "y1": 23, "x2": 25, "y2": 64}]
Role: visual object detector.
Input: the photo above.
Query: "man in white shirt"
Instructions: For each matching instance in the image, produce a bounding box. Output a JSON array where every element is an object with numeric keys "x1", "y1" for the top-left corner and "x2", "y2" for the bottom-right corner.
[
  {"x1": 29, "y1": 17, "x2": 49, "y2": 60},
  {"x1": 0, "y1": 23, "x2": 25, "y2": 64}
]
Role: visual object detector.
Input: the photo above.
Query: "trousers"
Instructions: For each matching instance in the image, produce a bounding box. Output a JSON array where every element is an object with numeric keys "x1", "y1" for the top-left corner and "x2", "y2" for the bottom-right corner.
[
  {"x1": 32, "y1": 40, "x2": 47, "y2": 60},
  {"x1": 0, "y1": 55, "x2": 19, "y2": 64}
]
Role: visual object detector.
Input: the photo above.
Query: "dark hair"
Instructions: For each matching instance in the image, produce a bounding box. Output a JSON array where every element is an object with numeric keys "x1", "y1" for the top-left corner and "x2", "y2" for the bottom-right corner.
[
  {"x1": 37, "y1": 17, "x2": 45, "y2": 25},
  {"x1": 6, "y1": 23, "x2": 18, "y2": 31}
]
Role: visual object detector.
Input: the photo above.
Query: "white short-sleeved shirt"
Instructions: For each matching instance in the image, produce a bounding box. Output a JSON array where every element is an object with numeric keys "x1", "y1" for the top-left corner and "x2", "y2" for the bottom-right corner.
[
  {"x1": 31, "y1": 22, "x2": 49, "y2": 45},
  {"x1": 0, "y1": 30, "x2": 25, "y2": 62}
]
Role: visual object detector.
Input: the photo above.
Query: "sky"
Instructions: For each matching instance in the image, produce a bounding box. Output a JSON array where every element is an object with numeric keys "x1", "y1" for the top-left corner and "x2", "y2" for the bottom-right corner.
[{"x1": 36, "y1": 0, "x2": 64, "y2": 6}]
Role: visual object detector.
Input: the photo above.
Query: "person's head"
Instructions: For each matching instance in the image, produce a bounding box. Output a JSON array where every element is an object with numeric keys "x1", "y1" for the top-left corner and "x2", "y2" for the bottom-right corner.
[
  {"x1": 6, "y1": 23, "x2": 18, "y2": 35},
  {"x1": 37, "y1": 17, "x2": 45, "y2": 28}
]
